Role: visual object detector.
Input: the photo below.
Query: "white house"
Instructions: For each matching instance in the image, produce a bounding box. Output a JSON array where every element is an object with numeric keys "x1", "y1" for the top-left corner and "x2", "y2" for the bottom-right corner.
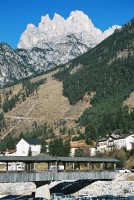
[
  {"x1": 114, "y1": 134, "x2": 134, "y2": 151},
  {"x1": 97, "y1": 137, "x2": 109, "y2": 153},
  {"x1": 16, "y1": 138, "x2": 41, "y2": 156},
  {"x1": 97, "y1": 133, "x2": 134, "y2": 153}
]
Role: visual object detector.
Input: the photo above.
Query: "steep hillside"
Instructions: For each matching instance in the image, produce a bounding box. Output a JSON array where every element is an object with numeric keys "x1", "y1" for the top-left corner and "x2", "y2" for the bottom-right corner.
[
  {"x1": 0, "y1": 69, "x2": 93, "y2": 139},
  {"x1": 0, "y1": 43, "x2": 33, "y2": 86},
  {"x1": 54, "y1": 18, "x2": 134, "y2": 140},
  {"x1": 124, "y1": 91, "x2": 134, "y2": 109},
  {"x1": 18, "y1": 11, "x2": 119, "y2": 50},
  {"x1": 0, "y1": 11, "x2": 120, "y2": 86},
  {"x1": 0, "y1": 19, "x2": 133, "y2": 147},
  {"x1": 17, "y1": 11, "x2": 120, "y2": 76}
]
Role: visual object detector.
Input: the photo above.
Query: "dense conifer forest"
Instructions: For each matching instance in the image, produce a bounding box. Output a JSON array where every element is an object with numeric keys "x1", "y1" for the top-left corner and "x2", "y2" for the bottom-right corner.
[
  {"x1": 0, "y1": 19, "x2": 134, "y2": 156},
  {"x1": 54, "y1": 19, "x2": 134, "y2": 141}
]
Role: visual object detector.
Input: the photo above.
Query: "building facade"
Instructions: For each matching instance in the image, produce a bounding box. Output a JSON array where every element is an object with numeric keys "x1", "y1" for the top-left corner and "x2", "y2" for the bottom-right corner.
[
  {"x1": 16, "y1": 138, "x2": 41, "y2": 156},
  {"x1": 97, "y1": 133, "x2": 134, "y2": 153}
]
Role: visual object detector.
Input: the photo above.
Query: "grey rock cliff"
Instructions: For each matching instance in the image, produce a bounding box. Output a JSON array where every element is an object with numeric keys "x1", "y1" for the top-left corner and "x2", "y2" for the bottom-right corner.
[
  {"x1": 0, "y1": 43, "x2": 32, "y2": 86},
  {"x1": 17, "y1": 11, "x2": 121, "y2": 72},
  {"x1": 0, "y1": 11, "x2": 121, "y2": 86}
]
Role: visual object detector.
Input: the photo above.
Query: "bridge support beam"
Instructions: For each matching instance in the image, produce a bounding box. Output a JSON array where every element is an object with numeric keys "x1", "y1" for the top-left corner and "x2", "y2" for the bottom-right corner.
[{"x1": 35, "y1": 182, "x2": 51, "y2": 199}]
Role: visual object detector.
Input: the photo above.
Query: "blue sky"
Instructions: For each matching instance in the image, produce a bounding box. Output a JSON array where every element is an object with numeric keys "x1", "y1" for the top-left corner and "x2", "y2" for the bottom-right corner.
[{"x1": 0, "y1": 0, "x2": 133, "y2": 49}]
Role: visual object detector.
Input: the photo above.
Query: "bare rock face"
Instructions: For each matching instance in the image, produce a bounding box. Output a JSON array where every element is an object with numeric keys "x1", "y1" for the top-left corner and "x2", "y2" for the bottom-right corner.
[
  {"x1": 18, "y1": 11, "x2": 120, "y2": 50},
  {"x1": 0, "y1": 43, "x2": 32, "y2": 86},
  {"x1": 0, "y1": 11, "x2": 121, "y2": 86},
  {"x1": 17, "y1": 11, "x2": 121, "y2": 72}
]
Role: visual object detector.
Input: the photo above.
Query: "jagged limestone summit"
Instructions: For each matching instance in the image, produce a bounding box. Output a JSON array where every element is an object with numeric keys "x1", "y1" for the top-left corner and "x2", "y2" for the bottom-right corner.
[
  {"x1": 18, "y1": 10, "x2": 120, "y2": 50},
  {"x1": 0, "y1": 11, "x2": 120, "y2": 86},
  {"x1": 17, "y1": 11, "x2": 120, "y2": 73}
]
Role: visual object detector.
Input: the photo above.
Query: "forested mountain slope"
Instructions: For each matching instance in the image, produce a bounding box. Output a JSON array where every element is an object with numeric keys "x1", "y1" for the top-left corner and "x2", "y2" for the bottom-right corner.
[
  {"x1": 0, "y1": 69, "x2": 92, "y2": 146},
  {"x1": 0, "y1": 19, "x2": 134, "y2": 151},
  {"x1": 54, "y1": 19, "x2": 134, "y2": 140}
]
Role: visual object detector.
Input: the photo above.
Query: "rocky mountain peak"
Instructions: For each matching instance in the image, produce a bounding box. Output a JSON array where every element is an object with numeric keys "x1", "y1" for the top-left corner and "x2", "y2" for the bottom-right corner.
[
  {"x1": 38, "y1": 14, "x2": 51, "y2": 29},
  {"x1": 15, "y1": 10, "x2": 121, "y2": 79},
  {"x1": 0, "y1": 11, "x2": 115, "y2": 85},
  {"x1": 53, "y1": 13, "x2": 65, "y2": 22},
  {"x1": 67, "y1": 10, "x2": 95, "y2": 30},
  {"x1": 26, "y1": 23, "x2": 36, "y2": 30},
  {"x1": 18, "y1": 10, "x2": 121, "y2": 50}
]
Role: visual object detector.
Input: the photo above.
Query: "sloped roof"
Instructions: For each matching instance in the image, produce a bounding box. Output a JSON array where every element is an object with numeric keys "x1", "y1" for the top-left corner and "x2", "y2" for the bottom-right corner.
[
  {"x1": 24, "y1": 138, "x2": 41, "y2": 145},
  {"x1": 112, "y1": 134, "x2": 133, "y2": 140},
  {"x1": 98, "y1": 134, "x2": 134, "y2": 142},
  {"x1": 0, "y1": 155, "x2": 119, "y2": 163},
  {"x1": 98, "y1": 137, "x2": 107, "y2": 142},
  {"x1": 71, "y1": 143, "x2": 90, "y2": 148}
]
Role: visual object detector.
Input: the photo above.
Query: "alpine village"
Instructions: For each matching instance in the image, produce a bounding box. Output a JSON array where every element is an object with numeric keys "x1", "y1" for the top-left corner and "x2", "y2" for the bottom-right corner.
[{"x1": 0, "y1": 11, "x2": 134, "y2": 199}]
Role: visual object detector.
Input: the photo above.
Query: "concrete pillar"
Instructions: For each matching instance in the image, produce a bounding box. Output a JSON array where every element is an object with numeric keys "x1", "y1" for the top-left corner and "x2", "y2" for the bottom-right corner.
[
  {"x1": 72, "y1": 162, "x2": 75, "y2": 170},
  {"x1": 79, "y1": 163, "x2": 80, "y2": 170},
  {"x1": 33, "y1": 162, "x2": 36, "y2": 170},
  {"x1": 31, "y1": 163, "x2": 34, "y2": 170},
  {"x1": 63, "y1": 162, "x2": 66, "y2": 171},
  {"x1": 104, "y1": 162, "x2": 108, "y2": 170},
  {"x1": 25, "y1": 163, "x2": 28, "y2": 171},
  {"x1": 25, "y1": 163, "x2": 31, "y2": 171},
  {"x1": 100, "y1": 163, "x2": 104, "y2": 171},
  {"x1": 6, "y1": 162, "x2": 8, "y2": 171},
  {"x1": 91, "y1": 163, "x2": 94, "y2": 170},
  {"x1": 15, "y1": 162, "x2": 17, "y2": 171},
  {"x1": 55, "y1": 161, "x2": 58, "y2": 171},
  {"x1": 114, "y1": 163, "x2": 116, "y2": 170},
  {"x1": 87, "y1": 163, "x2": 90, "y2": 171},
  {"x1": 29, "y1": 163, "x2": 31, "y2": 171},
  {"x1": 48, "y1": 162, "x2": 50, "y2": 170},
  {"x1": 35, "y1": 184, "x2": 50, "y2": 199}
]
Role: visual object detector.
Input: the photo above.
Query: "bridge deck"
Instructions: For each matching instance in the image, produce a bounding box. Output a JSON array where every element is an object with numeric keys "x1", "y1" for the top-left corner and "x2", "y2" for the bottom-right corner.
[
  {"x1": 0, "y1": 155, "x2": 118, "y2": 183},
  {"x1": 0, "y1": 171, "x2": 116, "y2": 183}
]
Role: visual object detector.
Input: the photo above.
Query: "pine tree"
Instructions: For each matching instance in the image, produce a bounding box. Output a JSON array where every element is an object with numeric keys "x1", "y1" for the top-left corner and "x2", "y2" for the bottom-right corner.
[
  {"x1": 41, "y1": 135, "x2": 47, "y2": 154},
  {"x1": 28, "y1": 147, "x2": 32, "y2": 156},
  {"x1": 74, "y1": 147, "x2": 84, "y2": 157},
  {"x1": 63, "y1": 140, "x2": 71, "y2": 156}
]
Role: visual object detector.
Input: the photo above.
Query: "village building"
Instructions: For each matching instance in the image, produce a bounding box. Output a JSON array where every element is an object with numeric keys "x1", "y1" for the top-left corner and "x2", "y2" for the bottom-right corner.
[
  {"x1": 70, "y1": 142, "x2": 96, "y2": 156},
  {"x1": 16, "y1": 138, "x2": 41, "y2": 156},
  {"x1": 97, "y1": 133, "x2": 134, "y2": 153}
]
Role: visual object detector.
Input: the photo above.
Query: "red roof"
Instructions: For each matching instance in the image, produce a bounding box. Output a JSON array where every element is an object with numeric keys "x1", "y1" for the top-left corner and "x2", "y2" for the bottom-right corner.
[{"x1": 71, "y1": 143, "x2": 89, "y2": 148}]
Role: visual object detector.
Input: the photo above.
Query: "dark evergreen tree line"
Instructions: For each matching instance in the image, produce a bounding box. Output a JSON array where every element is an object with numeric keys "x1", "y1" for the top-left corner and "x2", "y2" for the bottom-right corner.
[
  {"x1": 0, "y1": 112, "x2": 6, "y2": 132},
  {"x1": 49, "y1": 138, "x2": 71, "y2": 156},
  {"x1": 54, "y1": 19, "x2": 134, "y2": 139}
]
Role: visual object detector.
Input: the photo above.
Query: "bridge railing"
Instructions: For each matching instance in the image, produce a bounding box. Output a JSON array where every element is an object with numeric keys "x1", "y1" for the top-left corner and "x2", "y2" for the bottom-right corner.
[{"x1": 0, "y1": 170, "x2": 116, "y2": 183}]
